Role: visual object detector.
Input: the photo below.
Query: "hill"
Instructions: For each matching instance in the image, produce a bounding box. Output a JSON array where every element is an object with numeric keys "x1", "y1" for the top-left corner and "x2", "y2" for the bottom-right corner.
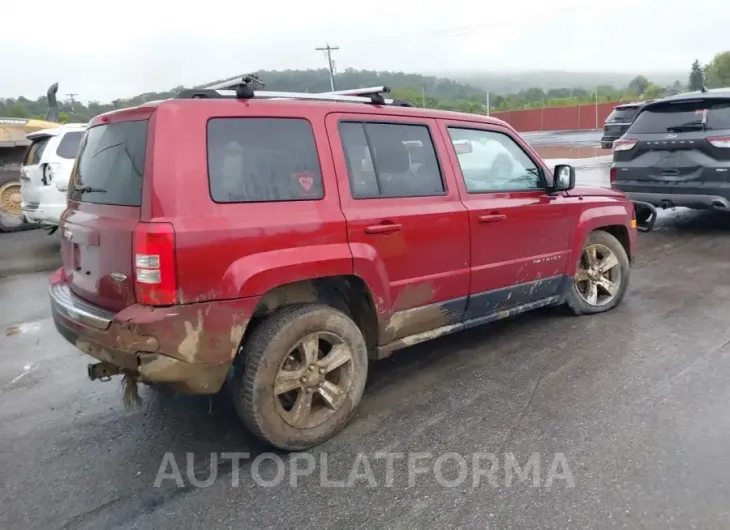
[{"x1": 438, "y1": 70, "x2": 686, "y2": 93}]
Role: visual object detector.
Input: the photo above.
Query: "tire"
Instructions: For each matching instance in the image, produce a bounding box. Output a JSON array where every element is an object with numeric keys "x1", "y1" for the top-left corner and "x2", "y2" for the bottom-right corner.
[
  {"x1": 0, "y1": 174, "x2": 25, "y2": 232},
  {"x1": 564, "y1": 230, "x2": 630, "y2": 316},
  {"x1": 232, "y1": 303, "x2": 368, "y2": 451}
]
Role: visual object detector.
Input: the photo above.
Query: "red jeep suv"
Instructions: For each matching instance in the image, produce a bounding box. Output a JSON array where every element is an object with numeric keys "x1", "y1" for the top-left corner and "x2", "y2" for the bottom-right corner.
[{"x1": 50, "y1": 81, "x2": 638, "y2": 450}]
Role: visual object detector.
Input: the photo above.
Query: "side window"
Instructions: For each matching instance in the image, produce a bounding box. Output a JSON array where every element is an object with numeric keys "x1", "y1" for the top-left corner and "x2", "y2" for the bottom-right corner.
[
  {"x1": 339, "y1": 121, "x2": 445, "y2": 199},
  {"x1": 207, "y1": 118, "x2": 323, "y2": 203},
  {"x1": 56, "y1": 131, "x2": 84, "y2": 160},
  {"x1": 23, "y1": 137, "x2": 51, "y2": 166},
  {"x1": 447, "y1": 128, "x2": 544, "y2": 193}
]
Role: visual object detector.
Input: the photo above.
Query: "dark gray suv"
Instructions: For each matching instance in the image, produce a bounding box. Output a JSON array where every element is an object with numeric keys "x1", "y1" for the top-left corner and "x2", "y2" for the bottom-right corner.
[{"x1": 611, "y1": 89, "x2": 730, "y2": 218}]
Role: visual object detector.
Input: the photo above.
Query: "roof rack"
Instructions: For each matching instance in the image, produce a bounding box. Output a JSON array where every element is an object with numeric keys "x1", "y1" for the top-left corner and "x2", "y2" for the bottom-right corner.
[{"x1": 176, "y1": 74, "x2": 415, "y2": 107}]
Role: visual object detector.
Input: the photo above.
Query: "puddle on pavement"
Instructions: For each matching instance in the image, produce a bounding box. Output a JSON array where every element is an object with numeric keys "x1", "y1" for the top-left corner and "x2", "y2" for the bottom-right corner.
[{"x1": 533, "y1": 145, "x2": 611, "y2": 159}]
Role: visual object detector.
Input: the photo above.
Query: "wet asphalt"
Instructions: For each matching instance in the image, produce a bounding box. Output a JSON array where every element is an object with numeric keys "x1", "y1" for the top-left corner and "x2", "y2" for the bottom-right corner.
[{"x1": 2, "y1": 139, "x2": 730, "y2": 529}]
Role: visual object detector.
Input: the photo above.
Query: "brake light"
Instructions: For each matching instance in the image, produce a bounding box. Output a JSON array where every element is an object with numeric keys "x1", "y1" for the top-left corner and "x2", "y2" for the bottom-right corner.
[
  {"x1": 708, "y1": 136, "x2": 730, "y2": 148},
  {"x1": 133, "y1": 222, "x2": 177, "y2": 306},
  {"x1": 613, "y1": 139, "x2": 638, "y2": 152},
  {"x1": 610, "y1": 167, "x2": 617, "y2": 182}
]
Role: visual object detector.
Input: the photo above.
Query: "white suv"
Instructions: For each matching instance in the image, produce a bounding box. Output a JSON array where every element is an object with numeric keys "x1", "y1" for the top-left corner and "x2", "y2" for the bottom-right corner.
[{"x1": 20, "y1": 123, "x2": 87, "y2": 232}]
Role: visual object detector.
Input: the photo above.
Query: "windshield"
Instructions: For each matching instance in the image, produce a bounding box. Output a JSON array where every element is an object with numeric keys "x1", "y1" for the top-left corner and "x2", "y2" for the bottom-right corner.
[
  {"x1": 628, "y1": 100, "x2": 730, "y2": 133},
  {"x1": 69, "y1": 120, "x2": 148, "y2": 206},
  {"x1": 606, "y1": 107, "x2": 640, "y2": 123}
]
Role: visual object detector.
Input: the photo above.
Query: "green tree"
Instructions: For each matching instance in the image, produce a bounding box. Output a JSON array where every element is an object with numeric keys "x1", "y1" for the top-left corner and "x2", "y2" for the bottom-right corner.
[
  {"x1": 59, "y1": 112, "x2": 70, "y2": 124},
  {"x1": 644, "y1": 84, "x2": 662, "y2": 99},
  {"x1": 688, "y1": 59, "x2": 705, "y2": 91},
  {"x1": 704, "y1": 51, "x2": 730, "y2": 89},
  {"x1": 627, "y1": 75, "x2": 650, "y2": 95}
]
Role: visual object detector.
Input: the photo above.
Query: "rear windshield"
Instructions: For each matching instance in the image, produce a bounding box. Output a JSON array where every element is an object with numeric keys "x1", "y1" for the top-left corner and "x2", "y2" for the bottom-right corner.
[
  {"x1": 56, "y1": 131, "x2": 84, "y2": 160},
  {"x1": 70, "y1": 120, "x2": 147, "y2": 206},
  {"x1": 628, "y1": 99, "x2": 730, "y2": 133},
  {"x1": 23, "y1": 137, "x2": 51, "y2": 165},
  {"x1": 606, "y1": 107, "x2": 640, "y2": 123},
  {"x1": 207, "y1": 118, "x2": 323, "y2": 203}
]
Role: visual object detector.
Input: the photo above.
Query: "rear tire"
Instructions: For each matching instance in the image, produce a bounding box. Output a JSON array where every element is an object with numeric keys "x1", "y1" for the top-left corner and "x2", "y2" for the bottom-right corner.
[
  {"x1": 565, "y1": 230, "x2": 630, "y2": 315},
  {"x1": 0, "y1": 175, "x2": 25, "y2": 232},
  {"x1": 232, "y1": 304, "x2": 368, "y2": 451}
]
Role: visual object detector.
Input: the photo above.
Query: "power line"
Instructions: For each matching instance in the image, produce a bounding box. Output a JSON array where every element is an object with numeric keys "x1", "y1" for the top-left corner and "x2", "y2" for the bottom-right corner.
[{"x1": 315, "y1": 43, "x2": 339, "y2": 92}]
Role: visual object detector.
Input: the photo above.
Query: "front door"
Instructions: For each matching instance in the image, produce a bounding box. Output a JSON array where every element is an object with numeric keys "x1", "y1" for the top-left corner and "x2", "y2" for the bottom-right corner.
[
  {"x1": 438, "y1": 121, "x2": 574, "y2": 321},
  {"x1": 325, "y1": 113, "x2": 470, "y2": 344}
]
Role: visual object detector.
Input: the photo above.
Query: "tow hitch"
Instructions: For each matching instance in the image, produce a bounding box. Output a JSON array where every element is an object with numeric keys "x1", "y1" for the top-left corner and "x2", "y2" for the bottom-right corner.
[
  {"x1": 87, "y1": 361, "x2": 121, "y2": 381},
  {"x1": 632, "y1": 200, "x2": 657, "y2": 233}
]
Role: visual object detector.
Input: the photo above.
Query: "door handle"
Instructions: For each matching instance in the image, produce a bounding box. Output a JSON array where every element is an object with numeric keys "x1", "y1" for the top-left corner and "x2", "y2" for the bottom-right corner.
[
  {"x1": 477, "y1": 214, "x2": 507, "y2": 224},
  {"x1": 364, "y1": 223, "x2": 402, "y2": 234}
]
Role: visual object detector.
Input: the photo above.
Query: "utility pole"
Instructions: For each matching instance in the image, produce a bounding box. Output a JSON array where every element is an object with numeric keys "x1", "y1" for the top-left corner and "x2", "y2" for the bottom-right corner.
[
  {"x1": 66, "y1": 93, "x2": 78, "y2": 114},
  {"x1": 315, "y1": 43, "x2": 339, "y2": 92},
  {"x1": 595, "y1": 86, "x2": 599, "y2": 129},
  {"x1": 422, "y1": 86, "x2": 426, "y2": 108},
  {"x1": 485, "y1": 92, "x2": 490, "y2": 116}
]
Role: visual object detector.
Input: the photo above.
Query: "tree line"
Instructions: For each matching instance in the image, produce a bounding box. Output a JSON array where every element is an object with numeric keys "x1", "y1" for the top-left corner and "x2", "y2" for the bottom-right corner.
[{"x1": 2, "y1": 51, "x2": 730, "y2": 123}]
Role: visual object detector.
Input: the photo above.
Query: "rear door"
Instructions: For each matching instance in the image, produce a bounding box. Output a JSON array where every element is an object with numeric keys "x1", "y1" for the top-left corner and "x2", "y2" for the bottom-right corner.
[
  {"x1": 438, "y1": 120, "x2": 573, "y2": 320},
  {"x1": 325, "y1": 113, "x2": 470, "y2": 343},
  {"x1": 61, "y1": 118, "x2": 149, "y2": 312},
  {"x1": 20, "y1": 132, "x2": 54, "y2": 206},
  {"x1": 613, "y1": 98, "x2": 730, "y2": 192}
]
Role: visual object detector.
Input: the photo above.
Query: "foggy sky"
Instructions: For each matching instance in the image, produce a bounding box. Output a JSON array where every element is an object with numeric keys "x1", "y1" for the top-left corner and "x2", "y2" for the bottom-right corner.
[{"x1": 2, "y1": 0, "x2": 727, "y2": 102}]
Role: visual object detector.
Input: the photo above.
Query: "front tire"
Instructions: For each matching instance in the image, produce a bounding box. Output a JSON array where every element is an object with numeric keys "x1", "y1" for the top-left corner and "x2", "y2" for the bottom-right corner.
[
  {"x1": 565, "y1": 230, "x2": 630, "y2": 315},
  {"x1": 233, "y1": 304, "x2": 368, "y2": 451}
]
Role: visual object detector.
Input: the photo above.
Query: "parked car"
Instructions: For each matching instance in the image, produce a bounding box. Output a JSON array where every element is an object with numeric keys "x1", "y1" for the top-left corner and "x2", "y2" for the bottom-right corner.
[
  {"x1": 611, "y1": 88, "x2": 730, "y2": 219},
  {"x1": 49, "y1": 82, "x2": 639, "y2": 451},
  {"x1": 600, "y1": 101, "x2": 646, "y2": 149},
  {"x1": 20, "y1": 123, "x2": 87, "y2": 232}
]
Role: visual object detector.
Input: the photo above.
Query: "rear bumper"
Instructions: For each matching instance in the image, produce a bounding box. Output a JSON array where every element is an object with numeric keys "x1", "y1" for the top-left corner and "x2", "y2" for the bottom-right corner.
[
  {"x1": 22, "y1": 203, "x2": 65, "y2": 226},
  {"x1": 49, "y1": 275, "x2": 259, "y2": 394},
  {"x1": 618, "y1": 191, "x2": 730, "y2": 210}
]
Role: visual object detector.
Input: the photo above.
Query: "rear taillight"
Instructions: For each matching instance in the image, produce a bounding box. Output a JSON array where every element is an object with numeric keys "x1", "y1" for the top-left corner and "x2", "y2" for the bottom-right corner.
[
  {"x1": 613, "y1": 139, "x2": 638, "y2": 152},
  {"x1": 610, "y1": 167, "x2": 617, "y2": 182},
  {"x1": 133, "y1": 222, "x2": 177, "y2": 306},
  {"x1": 708, "y1": 136, "x2": 730, "y2": 148}
]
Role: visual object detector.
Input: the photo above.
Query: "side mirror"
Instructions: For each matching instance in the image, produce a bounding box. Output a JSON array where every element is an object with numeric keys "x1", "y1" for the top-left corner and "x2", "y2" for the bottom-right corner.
[
  {"x1": 553, "y1": 164, "x2": 575, "y2": 192},
  {"x1": 453, "y1": 141, "x2": 473, "y2": 154}
]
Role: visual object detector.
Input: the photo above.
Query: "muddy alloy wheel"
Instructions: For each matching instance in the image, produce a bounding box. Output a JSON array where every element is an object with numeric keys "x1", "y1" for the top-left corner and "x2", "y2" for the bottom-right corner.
[
  {"x1": 575, "y1": 243, "x2": 621, "y2": 307},
  {"x1": 275, "y1": 331, "x2": 354, "y2": 429},
  {"x1": 233, "y1": 304, "x2": 368, "y2": 451},
  {"x1": 565, "y1": 230, "x2": 630, "y2": 315}
]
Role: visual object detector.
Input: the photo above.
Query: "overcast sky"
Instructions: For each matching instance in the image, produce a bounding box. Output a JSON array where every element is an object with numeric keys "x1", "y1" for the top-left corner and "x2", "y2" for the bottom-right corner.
[{"x1": 2, "y1": 0, "x2": 728, "y2": 102}]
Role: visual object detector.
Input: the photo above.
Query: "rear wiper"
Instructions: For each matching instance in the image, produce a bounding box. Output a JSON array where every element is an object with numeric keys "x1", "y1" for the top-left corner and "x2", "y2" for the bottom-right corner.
[
  {"x1": 73, "y1": 184, "x2": 107, "y2": 194},
  {"x1": 666, "y1": 112, "x2": 707, "y2": 132}
]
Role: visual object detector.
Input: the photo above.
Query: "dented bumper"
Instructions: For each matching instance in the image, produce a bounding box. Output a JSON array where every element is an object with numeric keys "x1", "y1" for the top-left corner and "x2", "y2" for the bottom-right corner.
[{"x1": 49, "y1": 275, "x2": 258, "y2": 394}]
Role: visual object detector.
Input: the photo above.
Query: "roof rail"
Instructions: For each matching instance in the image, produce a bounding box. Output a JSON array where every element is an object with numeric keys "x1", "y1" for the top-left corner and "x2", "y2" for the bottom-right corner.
[{"x1": 177, "y1": 76, "x2": 415, "y2": 107}]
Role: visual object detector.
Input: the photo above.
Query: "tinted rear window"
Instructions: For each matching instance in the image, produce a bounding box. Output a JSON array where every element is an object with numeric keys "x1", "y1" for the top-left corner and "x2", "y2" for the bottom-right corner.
[
  {"x1": 56, "y1": 131, "x2": 84, "y2": 160},
  {"x1": 70, "y1": 120, "x2": 147, "y2": 206},
  {"x1": 207, "y1": 118, "x2": 323, "y2": 203},
  {"x1": 23, "y1": 137, "x2": 51, "y2": 165},
  {"x1": 628, "y1": 100, "x2": 730, "y2": 133},
  {"x1": 607, "y1": 107, "x2": 640, "y2": 122}
]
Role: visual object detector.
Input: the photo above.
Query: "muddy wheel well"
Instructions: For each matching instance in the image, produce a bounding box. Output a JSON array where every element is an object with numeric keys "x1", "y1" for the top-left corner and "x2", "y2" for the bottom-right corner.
[
  {"x1": 238, "y1": 276, "x2": 379, "y2": 358},
  {"x1": 596, "y1": 225, "x2": 630, "y2": 261}
]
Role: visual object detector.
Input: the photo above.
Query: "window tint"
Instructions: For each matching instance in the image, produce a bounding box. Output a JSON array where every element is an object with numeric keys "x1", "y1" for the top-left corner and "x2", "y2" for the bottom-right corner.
[
  {"x1": 629, "y1": 100, "x2": 730, "y2": 133},
  {"x1": 23, "y1": 137, "x2": 51, "y2": 166},
  {"x1": 447, "y1": 128, "x2": 543, "y2": 193},
  {"x1": 55, "y1": 131, "x2": 84, "y2": 160},
  {"x1": 207, "y1": 118, "x2": 323, "y2": 203},
  {"x1": 70, "y1": 120, "x2": 147, "y2": 206},
  {"x1": 606, "y1": 107, "x2": 640, "y2": 122},
  {"x1": 339, "y1": 121, "x2": 445, "y2": 199}
]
